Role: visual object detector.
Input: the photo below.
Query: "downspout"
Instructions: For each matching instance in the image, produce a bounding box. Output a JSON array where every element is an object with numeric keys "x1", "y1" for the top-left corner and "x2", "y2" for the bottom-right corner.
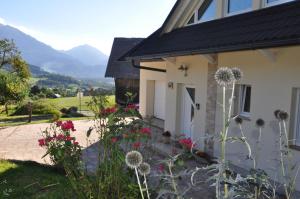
[{"x1": 131, "y1": 59, "x2": 166, "y2": 73}]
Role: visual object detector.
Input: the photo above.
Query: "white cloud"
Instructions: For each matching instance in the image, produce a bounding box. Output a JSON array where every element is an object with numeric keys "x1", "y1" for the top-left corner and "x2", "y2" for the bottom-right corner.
[{"x1": 0, "y1": 17, "x2": 6, "y2": 25}]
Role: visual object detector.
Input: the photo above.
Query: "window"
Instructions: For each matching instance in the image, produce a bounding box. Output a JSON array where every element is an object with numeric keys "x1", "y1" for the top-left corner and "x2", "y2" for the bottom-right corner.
[
  {"x1": 226, "y1": 0, "x2": 252, "y2": 15},
  {"x1": 292, "y1": 88, "x2": 300, "y2": 146},
  {"x1": 185, "y1": 0, "x2": 216, "y2": 26},
  {"x1": 198, "y1": 0, "x2": 216, "y2": 22},
  {"x1": 265, "y1": 0, "x2": 294, "y2": 7},
  {"x1": 240, "y1": 85, "x2": 252, "y2": 117}
]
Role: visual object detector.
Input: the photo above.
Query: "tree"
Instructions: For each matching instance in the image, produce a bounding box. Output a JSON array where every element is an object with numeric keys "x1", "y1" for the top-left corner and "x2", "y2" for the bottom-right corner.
[{"x1": 0, "y1": 39, "x2": 30, "y2": 115}]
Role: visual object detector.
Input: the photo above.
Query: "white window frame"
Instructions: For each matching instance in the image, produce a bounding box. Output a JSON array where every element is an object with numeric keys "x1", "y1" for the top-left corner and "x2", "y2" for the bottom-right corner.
[
  {"x1": 264, "y1": 0, "x2": 294, "y2": 7},
  {"x1": 239, "y1": 85, "x2": 251, "y2": 118},
  {"x1": 185, "y1": 0, "x2": 217, "y2": 26},
  {"x1": 225, "y1": 0, "x2": 252, "y2": 17},
  {"x1": 293, "y1": 88, "x2": 300, "y2": 146}
]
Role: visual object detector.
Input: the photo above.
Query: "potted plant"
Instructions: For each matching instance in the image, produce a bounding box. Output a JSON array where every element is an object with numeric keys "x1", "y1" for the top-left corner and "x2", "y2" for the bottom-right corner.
[{"x1": 162, "y1": 131, "x2": 171, "y2": 144}]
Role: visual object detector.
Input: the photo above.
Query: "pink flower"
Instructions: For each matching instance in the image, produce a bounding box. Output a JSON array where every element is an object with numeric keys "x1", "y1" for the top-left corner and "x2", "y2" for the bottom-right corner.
[
  {"x1": 56, "y1": 134, "x2": 65, "y2": 141},
  {"x1": 38, "y1": 139, "x2": 46, "y2": 147},
  {"x1": 101, "y1": 107, "x2": 117, "y2": 115},
  {"x1": 179, "y1": 138, "x2": 194, "y2": 150},
  {"x1": 111, "y1": 137, "x2": 118, "y2": 143},
  {"x1": 61, "y1": 121, "x2": 76, "y2": 131},
  {"x1": 158, "y1": 164, "x2": 165, "y2": 172},
  {"x1": 65, "y1": 136, "x2": 74, "y2": 141},
  {"x1": 56, "y1": 121, "x2": 63, "y2": 127},
  {"x1": 132, "y1": 142, "x2": 141, "y2": 149},
  {"x1": 125, "y1": 104, "x2": 139, "y2": 112},
  {"x1": 73, "y1": 141, "x2": 79, "y2": 145},
  {"x1": 140, "y1": 128, "x2": 151, "y2": 136}
]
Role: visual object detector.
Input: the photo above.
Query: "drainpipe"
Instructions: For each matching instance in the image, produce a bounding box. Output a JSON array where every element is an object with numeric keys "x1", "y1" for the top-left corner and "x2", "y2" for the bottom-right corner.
[{"x1": 131, "y1": 59, "x2": 166, "y2": 73}]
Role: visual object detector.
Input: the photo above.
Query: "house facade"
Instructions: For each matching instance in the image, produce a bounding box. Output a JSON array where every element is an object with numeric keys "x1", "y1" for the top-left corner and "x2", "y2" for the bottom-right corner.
[{"x1": 123, "y1": 0, "x2": 300, "y2": 191}]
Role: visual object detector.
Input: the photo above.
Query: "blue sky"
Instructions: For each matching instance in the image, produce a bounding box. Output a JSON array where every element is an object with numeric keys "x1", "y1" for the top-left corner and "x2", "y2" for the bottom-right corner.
[{"x1": 0, "y1": 0, "x2": 176, "y2": 55}]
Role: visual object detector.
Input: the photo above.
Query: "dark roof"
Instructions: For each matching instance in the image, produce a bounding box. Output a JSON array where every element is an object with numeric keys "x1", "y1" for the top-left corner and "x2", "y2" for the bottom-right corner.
[
  {"x1": 123, "y1": 1, "x2": 300, "y2": 60},
  {"x1": 105, "y1": 37, "x2": 143, "y2": 78}
]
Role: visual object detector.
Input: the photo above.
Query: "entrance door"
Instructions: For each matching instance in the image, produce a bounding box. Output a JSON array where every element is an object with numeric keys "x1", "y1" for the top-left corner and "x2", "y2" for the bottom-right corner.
[
  {"x1": 181, "y1": 86, "x2": 196, "y2": 138},
  {"x1": 294, "y1": 89, "x2": 300, "y2": 146},
  {"x1": 154, "y1": 81, "x2": 166, "y2": 120}
]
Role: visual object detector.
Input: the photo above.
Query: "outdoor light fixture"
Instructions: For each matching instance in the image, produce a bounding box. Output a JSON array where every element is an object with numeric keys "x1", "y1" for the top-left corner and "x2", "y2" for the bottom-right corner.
[
  {"x1": 178, "y1": 64, "x2": 189, "y2": 76},
  {"x1": 168, "y1": 82, "x2": 174, "y2": 89}
]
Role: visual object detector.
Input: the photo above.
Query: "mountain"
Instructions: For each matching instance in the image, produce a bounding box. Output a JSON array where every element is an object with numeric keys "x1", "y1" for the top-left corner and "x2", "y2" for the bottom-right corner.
[
  {"x1": 0, "y1": 24, "x2": 107, "y2": 78},
  {"x1": 63, "y1": 45, "x2": 108, "y2": 66}
]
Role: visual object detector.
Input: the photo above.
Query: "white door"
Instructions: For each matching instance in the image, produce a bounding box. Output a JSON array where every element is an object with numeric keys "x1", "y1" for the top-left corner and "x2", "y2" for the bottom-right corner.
[
  {"x1": 294, "y1": 89, "x2": 300, "y2": 146},
  {"x1": 154, "y1": 81, "x2": 166, "y2": 120},
  {"x1": 181, "y1": 86, "x2": 196, "y2": 138}
]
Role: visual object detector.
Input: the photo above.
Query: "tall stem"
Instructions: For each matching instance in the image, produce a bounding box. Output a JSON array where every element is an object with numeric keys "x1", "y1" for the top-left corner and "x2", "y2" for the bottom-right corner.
[
  {"x1": 221, "y1": 86, "x2": 228, "y2": 198},
  {"x1": 135, "y1": 167, "x2": 145, "y2": 199},
  {"x1": 143, "y1": 175, "x2": 151, "y2": 199},
  {"x1": 279, "y1": 121, "x2": 289, "y2": 199},
  {"x1": 168, "y1": 162, "x2": 180, "y2": 199}
]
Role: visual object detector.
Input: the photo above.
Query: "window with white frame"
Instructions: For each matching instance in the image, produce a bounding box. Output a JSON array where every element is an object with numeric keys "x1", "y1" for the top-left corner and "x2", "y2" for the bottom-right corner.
[
  {"x1": 264, "y1": 0, "x2": 295, "y2": 7},
  {"x1": 226, "y1": 0, "x2": 252, "y2": 16},
  {"x1": 239, "y1": 85, "x2": 252, "y2": 117},
  {"x1": 186, "y1": 0, "x2": 216, "y2": 26},
  {"x1": 292, "y1": 88, "x2": 300, "y2": 146}
]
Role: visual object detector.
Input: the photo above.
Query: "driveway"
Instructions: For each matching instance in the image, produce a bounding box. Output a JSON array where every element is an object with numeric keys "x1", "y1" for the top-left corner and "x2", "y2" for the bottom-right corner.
[{"x1": 0, "y1": 120, "x2": 98, "y2": 164}]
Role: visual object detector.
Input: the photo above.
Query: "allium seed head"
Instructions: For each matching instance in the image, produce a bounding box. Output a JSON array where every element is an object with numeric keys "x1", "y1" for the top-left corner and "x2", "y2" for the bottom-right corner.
[
  {"x1": 256, "y1": 119, "x2": 265, "y2": 127},
  {"x1": 235, "y1": 117, "x2": 243, "y2": 125},
  {"x1": 138, "y1": 162, "x2": 151, "y2": 176},
  {"x1": 231, "y1": 68, "x2": 243, "y2": 82},
  {"x1": 215, "y1": 67, "x2": 234, "y2": 87},
  {"x1": 125, "y1": 151, "x2": 143, "y2": 169},
  {"x1": 274, "y1": 110, "x2": 281, "y2": 119},
  {"x1": 278, "y1": 111, "x2": 289, "y2": 121}
]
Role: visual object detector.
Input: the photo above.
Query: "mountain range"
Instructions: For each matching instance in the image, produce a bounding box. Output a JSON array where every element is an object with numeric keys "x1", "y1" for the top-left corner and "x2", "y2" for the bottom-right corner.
[{"x1": 0, "y1": 23, "x2": 108, "y2": 78}]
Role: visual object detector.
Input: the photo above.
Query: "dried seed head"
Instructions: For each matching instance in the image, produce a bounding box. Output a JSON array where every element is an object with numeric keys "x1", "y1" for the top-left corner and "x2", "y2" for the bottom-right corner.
[
  {"x1": 274, "y1": 110, "x2": 281, "y2": 119},
  {"x1": 125, "y1": 151, "x2": 143, "y2": 169},
  {"x1": 256, "y1": 119, "x2": 265, "y2": 127},
  {"x1": 235, "y1": 117, "x2": 243, "y2": 125},
  {"x1": 138, "y1": 162, "x2": 151, "y2": 176},
  {"x1": 278, "y1": 111, "x2": 289, "y2": 121},
  {"x1": 231, "y1": 67, "x2": 243, "y2": 82},
  {"x1": 215, "y1": 67, "x2": 234, "y2": 87}
]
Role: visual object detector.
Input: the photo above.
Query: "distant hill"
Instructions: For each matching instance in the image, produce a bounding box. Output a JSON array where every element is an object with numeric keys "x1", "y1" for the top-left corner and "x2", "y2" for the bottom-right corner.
[
  {"x1": 0, "y1": 24, "x2": 107, "y2": 78},
  {"x1": 63, "y1": 45, "x2": 108, "y2": 66}
]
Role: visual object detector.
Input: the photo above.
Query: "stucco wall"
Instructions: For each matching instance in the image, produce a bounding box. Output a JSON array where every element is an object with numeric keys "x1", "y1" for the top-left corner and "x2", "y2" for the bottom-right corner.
[
  {"x1": 214, "y1": 46, "x2": 300, "y2": 190},
  {"x1": 139, "y1": 62, "x2": 166, "y2": 119}
]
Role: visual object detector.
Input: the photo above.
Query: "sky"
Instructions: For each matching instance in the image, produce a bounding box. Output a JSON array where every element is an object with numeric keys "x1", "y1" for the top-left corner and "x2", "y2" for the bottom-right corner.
[{"x1": 0, "y1": 0, "x2": 176, "y2": 55}]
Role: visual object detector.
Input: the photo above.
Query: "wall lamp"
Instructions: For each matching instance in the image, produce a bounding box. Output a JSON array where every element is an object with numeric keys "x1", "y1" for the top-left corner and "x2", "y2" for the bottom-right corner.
[{"x1": 178, "y1": 64, "x2": 189, "y2": 77}]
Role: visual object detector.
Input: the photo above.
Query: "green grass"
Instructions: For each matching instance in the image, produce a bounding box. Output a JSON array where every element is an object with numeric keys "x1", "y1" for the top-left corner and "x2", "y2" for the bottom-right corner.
[{"x1": 0, "y1": 160, "x2": 73, "y2": 198}]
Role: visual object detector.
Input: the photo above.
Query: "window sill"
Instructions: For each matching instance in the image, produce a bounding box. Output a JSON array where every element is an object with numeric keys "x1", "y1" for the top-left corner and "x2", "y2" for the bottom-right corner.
[{"x1": 290, "y1": 145, "x2": 300, "y2": 151}]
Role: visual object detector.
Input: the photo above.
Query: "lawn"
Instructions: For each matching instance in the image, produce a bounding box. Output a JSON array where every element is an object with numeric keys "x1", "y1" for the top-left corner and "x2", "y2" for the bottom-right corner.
[
  {"x1": 0, "y1": 95, "x2": 115, "y2": 127},
  {"x1": 0, "y1": 160, "x2": 73, "y2": 198}
]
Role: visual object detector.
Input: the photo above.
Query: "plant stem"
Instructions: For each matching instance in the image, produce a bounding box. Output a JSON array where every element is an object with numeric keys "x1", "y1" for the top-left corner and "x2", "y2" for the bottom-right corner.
[
  {"x1": 143, "y1": 174, "x2": 151, "y2": 199},
  {"x1": 135, "y1": 167, "x2": 145, "y2": 199},
  {"x1": 168, "y1": 161, "x2": 180, "y2": 199},
  {"x1": 221, "y1": 86, "x2": 228, "y2": 198}
]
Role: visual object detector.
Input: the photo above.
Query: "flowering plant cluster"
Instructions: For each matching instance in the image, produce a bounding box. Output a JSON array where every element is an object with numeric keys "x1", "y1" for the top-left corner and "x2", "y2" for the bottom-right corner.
[
  {"x1": 125, "y1": 104, "x2": 139, "y2": 112},
  {"x1": 178, "y1": 137, "x2": 194, "y2": 151},
  {"x1": 100, "y1": 106, "x2": 117, "y2": 116},
  {"x1": 38, "y1": 120, "x2": 81, "y2": 165}
]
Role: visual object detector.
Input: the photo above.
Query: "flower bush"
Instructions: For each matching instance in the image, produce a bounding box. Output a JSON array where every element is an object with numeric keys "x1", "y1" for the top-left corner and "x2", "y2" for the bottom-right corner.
[{"x1": 38, "y1": 120, "x2": 81, "y2": 166}]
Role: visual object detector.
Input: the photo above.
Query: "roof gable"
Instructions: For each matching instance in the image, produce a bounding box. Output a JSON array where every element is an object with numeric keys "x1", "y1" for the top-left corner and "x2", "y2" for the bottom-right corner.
[{"x1": 105, "y1": 38, "x2": 143, "y2": 78}]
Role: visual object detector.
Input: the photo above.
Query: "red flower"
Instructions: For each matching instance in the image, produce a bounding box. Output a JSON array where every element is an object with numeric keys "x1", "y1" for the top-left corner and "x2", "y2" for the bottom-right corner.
[
  {"x1": 73, "y1": 141, "x2": 79, "y2": 145},
  {"x1": 158, "y1": 164, "x2": 165, "y2": 172},
  {"x1": 65, "y1": 136, "x2": 74, "y2": 141},
  {"x1": 140, "y1": 128, "x2": 151, "y2": 136},
  {"x1": 101, "y1": 107, "x2": 117, "y2": 116},
  {"x1": 179, "y1": 138, "x2": 194, "y2": 150},
  {"x1": 38, "y1": 139, "x2": 46, "y2": 147},
  {"x1": 111, "y1": 137, "x2": 118, "y2": 143},
  {"x1": 61, "y1": 121, "x2": 76, "y2": 131},
  {"x1": 125, "y1": 104, "x2": 139, "y2": 112},
  {"x1": 56, "y1": 134, "x2": 65, "y2": 141},
  {"x1": 132, "y1": 142, "x2": 141, "y2": 149},
  {"x1": 56, "y1": 121, "x2": 63, "y2": 127}
]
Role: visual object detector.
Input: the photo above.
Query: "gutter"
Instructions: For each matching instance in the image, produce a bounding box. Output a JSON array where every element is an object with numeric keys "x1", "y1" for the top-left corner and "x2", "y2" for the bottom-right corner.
[{"x1": 131, "y1": 59, "x2": 166, "y2": 73}]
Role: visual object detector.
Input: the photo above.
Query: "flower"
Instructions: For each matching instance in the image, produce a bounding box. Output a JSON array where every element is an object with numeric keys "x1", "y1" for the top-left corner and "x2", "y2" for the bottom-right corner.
[
  {"x1": 215, "y1": 67, "x2": 234, "y2": 87},
  {"x1": 111, "y1": 137, "x2": 118, "y2": 143},
  {"x1": 125, "y1": 151, "x2": 143, "y2": 169},
  {"x1": 65, "y1": 136, "x2": 74, "y2": 141},
  {"x1": 278, "y1": 111, "x2": 289, "y2": 121},
  {"x1": 179, "y1": 138, "x2": 194, "y2": 150},
  {"x1": 101, "y1": 107, "x2": 117, "y2": 115},
  {"x1": 132, "y1": 142, "x2": 141, "y2": 149},
  {"x1": 38, "y1": 139, "x2": 46, "y2": 147},
  {"x1": 158, "y1": 164, "x2": 165, "y2": 172},
  {"x1": 140, "y1": 128, "x2": 151, "y2": 136},
  {"x1": 125, "y1": 104, "x2": 139, "y2": 112},
  {"x1": 231, "y1": 67, "x2": 243, "y2": 82},
  {"x1": 235, "y1": 117, "x2": 243, "y2": 125},
  {"x1": 73, "y1": 141, "x2": 79, "y2": 145},
  {"x1": 138, "y1": 162, "x2": 151, "y2": 176},
  {"x1": 56, "y1": 121, "x2": 63, "y2": 127},
  {"x1": 56, "y1": 134, "x2": 65, "y2": 141},
  {"x1": 60, "y1": 121, "x2": 76, "y2": 131},
  {"x1": 256, "y1": 119, "x2": 265, "y2": 127}
]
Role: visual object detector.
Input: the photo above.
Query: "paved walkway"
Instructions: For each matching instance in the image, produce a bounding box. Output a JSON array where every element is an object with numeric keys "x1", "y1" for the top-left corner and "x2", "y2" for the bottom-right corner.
[{"x1": 0, "y1": 120, "x2": 98, "y2": 164}]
